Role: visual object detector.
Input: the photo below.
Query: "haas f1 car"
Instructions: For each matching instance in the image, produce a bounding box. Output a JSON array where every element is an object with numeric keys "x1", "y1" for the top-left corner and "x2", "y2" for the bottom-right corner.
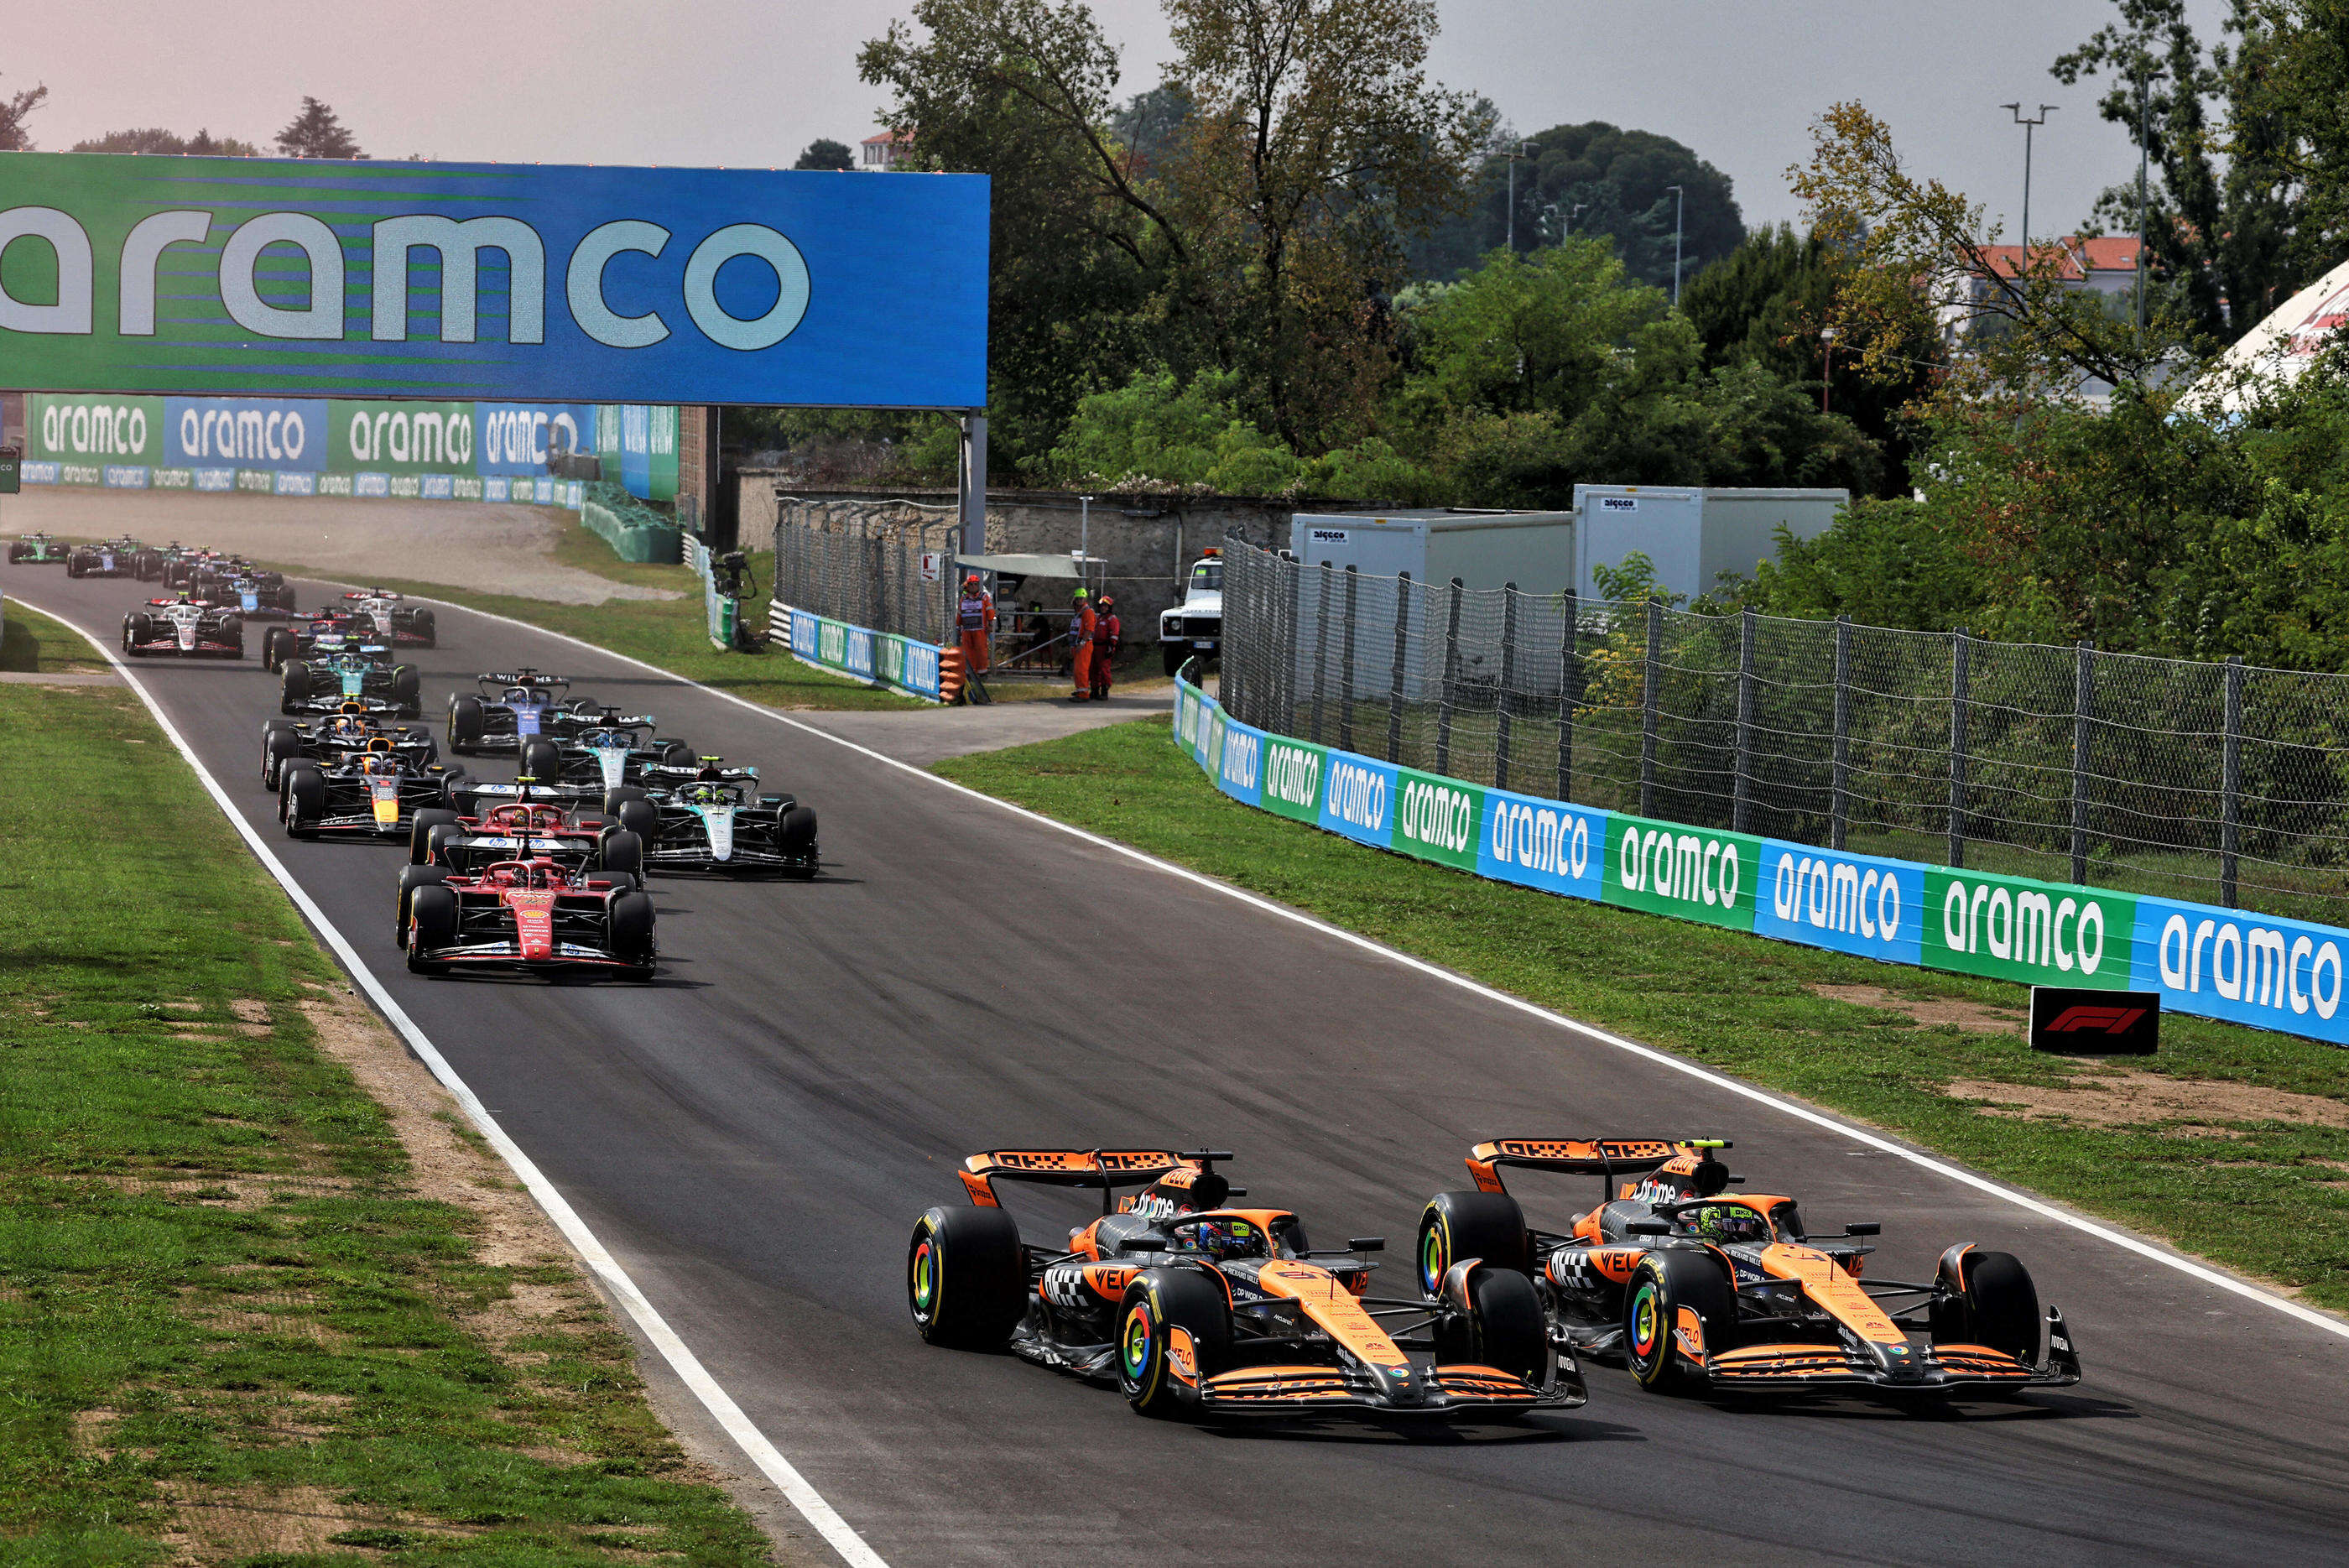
[
  {"x1": 1417, "y1": 1139, "x2": 2081, "y2": 1398},
  {"x1": 404, "y1": 856, "x2": 654, "y2": 982},
  {"x1": 278, "y1": 740, "x2": 468, "y2": 840},
  {"x1": 340, "y1": 589, "x2": 436, "y2": 648},
  {"x1": 603, "y1": 759, "x2": 817, "y2": 876},
  {"x1": 910, "y1": 1149, "x2": 1585, "y2": 1421},
  {"x1": 122, "y1": 596, "x2": 244, "y2": 659}
]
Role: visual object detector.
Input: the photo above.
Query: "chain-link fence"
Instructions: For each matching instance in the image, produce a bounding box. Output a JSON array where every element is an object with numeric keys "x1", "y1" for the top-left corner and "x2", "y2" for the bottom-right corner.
[
  {"x1": 1220, "y1": 538, "x2": 2349, "y2": 925},
  {"x1": 771, "y1": 501, "x2": 962, "y2": 647}
]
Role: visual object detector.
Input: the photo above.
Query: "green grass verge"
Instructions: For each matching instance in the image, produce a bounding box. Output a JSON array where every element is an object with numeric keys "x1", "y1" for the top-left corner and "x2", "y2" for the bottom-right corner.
[
  {"x1": 936, "y1": 720, "x2": 2349, "y2": 1312},
  {"x1": 3, "y1": 596, "x2": 112, "y2": 674},
  {"x1": 0, "y1": 682, "x2": 771, "y2": 1566}
]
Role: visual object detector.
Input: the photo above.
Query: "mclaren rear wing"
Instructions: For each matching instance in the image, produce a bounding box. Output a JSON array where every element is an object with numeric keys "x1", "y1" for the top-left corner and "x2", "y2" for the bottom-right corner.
[
  {"x1": 958, "y1": 1149, "x2": 1222, "y2": 1211},
  {"x1": 1464, "y1": 1138, "x2": 1727, "y2": 1196}
]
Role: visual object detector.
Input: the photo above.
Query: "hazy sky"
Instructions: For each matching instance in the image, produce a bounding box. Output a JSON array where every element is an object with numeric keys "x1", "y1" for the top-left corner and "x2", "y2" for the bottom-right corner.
[{"x1": 9, "y1": 0, "x2": 2231, "y2": 242}]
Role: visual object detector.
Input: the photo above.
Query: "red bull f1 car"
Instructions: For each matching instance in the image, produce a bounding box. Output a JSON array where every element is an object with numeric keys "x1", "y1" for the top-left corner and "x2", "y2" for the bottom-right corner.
[
  {"x1": 404, "y1": 855, "x2": 654, "y2": 981},
  {"x1": 1417, "y1": 1138, "x2": 2081, "y2": 1398},
  {"x1": 122, "y1": 596, "x2": 244, "y2": 659},
  {"x1": 277, "y1": 741, "x2": 468, "y2": 840},
  {"x1": 910, "y1": 1149, "x2": 1586, "y2": 1420},
  {"x1": 262, "y1": 706, "x2": 439, "y2": 790}
]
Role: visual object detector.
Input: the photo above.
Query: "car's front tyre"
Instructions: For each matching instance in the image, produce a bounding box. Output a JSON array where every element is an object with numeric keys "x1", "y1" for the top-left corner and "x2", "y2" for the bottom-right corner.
[{"x1": 907, "y1": 1205, "x2": 1026, "y2": 1349}]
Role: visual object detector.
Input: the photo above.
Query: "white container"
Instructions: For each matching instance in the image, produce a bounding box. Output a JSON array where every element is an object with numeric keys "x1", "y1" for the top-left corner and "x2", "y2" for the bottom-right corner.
[{"x1": 1570, "y1": 486, "x2": 1848, "y2": 604}]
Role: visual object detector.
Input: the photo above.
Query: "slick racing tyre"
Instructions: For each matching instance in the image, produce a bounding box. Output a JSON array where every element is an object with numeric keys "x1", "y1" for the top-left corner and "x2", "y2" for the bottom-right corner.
[
  {"x1": 597, "y1": 827, "x2": 644, "y2": 880},
  {"x1": 1433, "y1": 1265, "x2": 1548, "y2": 1385},
  {"x1": 406, "y1": 884, "x2": 458, "y2": 973},
  {"x1": 1118, "y1": 1268, "x2": 1231, "y2": 1418},
  {"x1": 281, "y1": 767, "x2": 326, "y2": 839},
  {"x1": 262, "y1": 627, "x2": 294, "y2": 670},
  {"x1": 447, "y1": 695, "x2": 485, "y2": 754},
  {"x1": 615, "y1": 800, "x2": 660, "y2": 845},
  {"x1": 908, "y1": 1205, "x2": 1026, "y2": 1349},
  {"x1": 122, "y1": 613, "x2": 154, "y2": 655},
  {"x1": 1625, "y1": 1249, "x2": 1738, "y2": 1393},
  {"x1": 659, "y1": 740, "x2": 693, "y2": 768},
  {"x1": 1418, "y1": 1190, "x2": 1531, "y2": 1293},
  {"x1": 279, "y1": 660, "x2": 315, "y2": 711},
  {"x1": 390, "y1": 665, "x2": 422, "y2": 716},
  {"x1": 519, "y1": 737, "x2": 564, "y2": 781},
  {"x1": 606, "y1": 889, "x2": 656, "y2": 978},
  {"x1": 409, "y1": 808, "x2": 461, "y2": 864},
  {"x1": 263, "y1": 726, "x2": 306, "y2": 789},
  {"x1": 1930, "y1": 1250, "x2": 2041, "y2": 1365},
  {"x1": 409, "y1": 607, "x2": 436, "y2": 648},
  {"x1": 396, "y1": 865, "x2": 451, "y2": 946}
]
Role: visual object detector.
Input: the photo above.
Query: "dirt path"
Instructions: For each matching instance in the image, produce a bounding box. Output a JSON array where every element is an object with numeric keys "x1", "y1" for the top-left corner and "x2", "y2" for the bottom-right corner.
[{"x1": 8, "y1": 487, "x2": 675, "y2": 605}]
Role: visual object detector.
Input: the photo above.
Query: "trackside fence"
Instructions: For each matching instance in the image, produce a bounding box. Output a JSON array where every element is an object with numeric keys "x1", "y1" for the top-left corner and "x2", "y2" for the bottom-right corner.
[{"x1": 771, "y1": 503, "x2": 961, "y2": 649}]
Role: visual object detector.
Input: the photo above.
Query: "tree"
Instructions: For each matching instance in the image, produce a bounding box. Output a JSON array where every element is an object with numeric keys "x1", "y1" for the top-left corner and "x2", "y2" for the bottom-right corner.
[
  {"x1": 71, "y1": 127, "x2": 262, "y2": 157},
  {"x1": 0, "y1": 72, "x2": 45, "y2": 152},
  {"x1": 794, "y1": 138, "x2": 856, "y2": 170},
  {"x1": 1401, "y1": 239, "x2": 1669, "y2": 418},
  {"x1": 275, "y1": 96, "x2": 363, "y2": 159}
]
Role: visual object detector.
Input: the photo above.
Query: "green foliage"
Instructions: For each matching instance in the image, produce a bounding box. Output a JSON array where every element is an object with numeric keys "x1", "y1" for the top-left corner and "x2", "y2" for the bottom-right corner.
[
  {"x1": 792, "y1": 138, "x2": 855, "y2": 170},
  {"x1": 0, "y1": 70, "x2": 44, "y2": 152},
  {"x1": 70, "y1": 127, "x2": 260, "y2": 157},
  {"x1": 1401, "y1": 241, "x2": 1669, "y2": 416},
  {"x1": 1049, "y1": 369, "x2": 1305, "y2": 492},
  {"x1": 273, "y1": 96, "x2": 362, "y2": 159}
]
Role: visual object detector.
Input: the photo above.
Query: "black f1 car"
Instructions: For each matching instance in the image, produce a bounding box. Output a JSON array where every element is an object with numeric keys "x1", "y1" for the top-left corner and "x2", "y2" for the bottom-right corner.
[
  {"x1": 67, "y1": 537, "x2": 157, "y2": 578},
  {"x1": 195, "y1": 565, "x2": 299, "y2": 620},
  {"x1": 261, "y1": 706, "x2": 439, "y2": 790},
  {"x1": 398, "y1": 796, "x2": 644, "y2": 939},
  {"x1": 122, "y1": 596, "x2": 243, "y2": 659},
  {"x1": 1416, "y1": 1138, "x2": 2081, "y2": 1398},
  {"x1": 447, "y1": 669, "x2": 597, "y2": 756},
  {"x1": 159, "y1": 544, "x2": 227, "y2": 590},
  {"x1": 280, "y1": 646, "x2": 421, "y2": 716},
  {"x1": 340, "y1": 589, "x2": 436, "y2": 648},
  {"x1": 602, "y1": 758, "x2": 817, "y2": 876},
  {"x1": 9, "y1": 532, "x2": 70, "y2": 565},
  {"x1": 404, "y1": 855, "x2": 654, "y2": 982},
  {"x1": 911, "y1": 1149, "x2": 1585, "y2": 1420},
  {"x1": 277, "y1": 740, "x2": 467, "y2": 840}
]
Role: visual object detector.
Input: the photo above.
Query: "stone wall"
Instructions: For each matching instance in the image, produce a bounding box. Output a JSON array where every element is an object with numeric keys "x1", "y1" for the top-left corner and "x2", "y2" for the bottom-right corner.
[{"x1": 738, "y1": 475, "x2": 1375, "y2": 636}]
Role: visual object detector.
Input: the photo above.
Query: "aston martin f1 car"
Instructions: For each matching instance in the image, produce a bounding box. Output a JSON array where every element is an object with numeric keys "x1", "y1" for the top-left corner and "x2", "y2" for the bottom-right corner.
[
  {"x1": 8, "y1": 532, "x2": 70, "y2": 565},
  {"x1": 911, "y1": 1149, "x2": 1585, "y2": 1420},
  {"x1": 340, "y1": 589, "x2": 436, "y2": 648},
  {"x1": 602, "y1": 758, "x2": 817, "y2": 876},
  {"x1": 280, "y1": 646, "x2": 421, "y2": 716},
  {"x1": 447, "y1": 669, "x2": 596, "y2": 755},
  {"x1": 122, "y1": 596, "x2": 244, "y2": 658},
  {"x1": 1417, "y1": 1138, "x2": 2081, "y2": 1398},
  {"x1": 398, "y1": 798, "x2": 644, "y2": 939},
  {"x1": 66, "y1": 537, "x2": 155, "y2": 578},
  {"x1": 261, "y1": 706, "x2": 439, "y2": 790},
  {"x1": 277, "y1": 741, "x2": 468, "y2": 840},
  {"x1": 404, "y1": 856, "x2": 654, "y2": 981}
]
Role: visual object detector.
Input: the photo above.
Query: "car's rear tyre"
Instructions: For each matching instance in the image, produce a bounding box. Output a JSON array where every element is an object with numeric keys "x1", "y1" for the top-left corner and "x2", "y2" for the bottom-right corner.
[
  {"x1": 1434, "y1": 1265, "x2": 1548, "y2": 1384},
  {"x1": 282, "y1": 767, "x2": 326, "y2": 839},
  {"x1": 262, "y1": 628, "x2": 293, "y2": 670},
  {"x1": 616, "y1": 798, "x2": 660, "y2": 844},
  {"x1": 777, "y1": 803, "x2": 818, "y2": 850},
  {"x1": 390, "y1": 665, "x2": 421, "y2": 716},
  {"x1": 1931, "y1": 1250, "x2": 2041, "y2": 1365},
  {"x1": 279, "y1": 660, "x2": 315, "y2": 712},
  {"x1": 410, "y1": 608, "x2": 436, "y2": 648},
  {"x1": 448, "y1": 695, "x2": 485, "y2": 753},
  {"x1": 396, "y1": 864, "x2": 451, "y2": 945},
  {"x1": 409, "y1": 807, "x2": 461, "y2": 864},
  {"x1": 435, "y1": 767, "x2": 469, "y2": 806},
  {"x1": 406, "y1": 883, "x2": 458, "y2": 972},
  {"x1": 263, "y1": 726, "x2": 306, "y2": 789},
  {"x1": 520, "y1": 737, "x2": 564, "y2": 781},
  {"x1": 1625, "y1": 1249, "x2": 1738, "y2": 1393},
  {"x1": 602, "y1": 784, "x2": 649, "y2": 815},
  {"x1": 606, "y1": 889, "x2": 655, "y2": 969},
  {"x1": 1418, "y1": 1190, "x2": 1531, "y2": 1294},
  {"x1": 1118, "y1": 1267, "x2": 1231, "y2": 1417},
  {"x1": 598, "y1": 827, "x2": 644, "y2": 880},
  {"x1": 907, "y1": 1205, "x2": 1027, "y2": 1349},
  {"x1": 659, "y1": 740, "x2": 693, "y2": 768}
]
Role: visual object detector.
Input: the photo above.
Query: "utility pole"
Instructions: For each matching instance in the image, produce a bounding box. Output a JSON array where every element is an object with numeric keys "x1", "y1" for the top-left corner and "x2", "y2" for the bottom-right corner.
[
  {"x1": 1820, "y1": 326, "x2": 1836, "y2": 414},
  {"x1": 1505, "y1": 140, "x2": 1533, "y2": 252},
  {"x1": 1666, "y1": 184, "x2": 1685, "y2": 305},
  {"x1": 2000, "y1": 102, "x2": 2058, "y2": 258},
  {"x1": 2136, "y1": 55, "x2": 2150, "y2": 337}
]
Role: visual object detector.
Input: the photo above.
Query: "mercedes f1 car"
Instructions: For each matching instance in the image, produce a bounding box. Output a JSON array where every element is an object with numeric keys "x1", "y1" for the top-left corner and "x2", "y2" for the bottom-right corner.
[
  {"x1": 277, "y1": 740, "x2": 468, "y2": 839},
  {"x1": 911, "y1": 1149, "x2": 1585, "y2": 1420},
  {"x1": 260, "y1": 612, "x2": 373, "y2": 671},
  {"x1": 447, "y1": 669, "x2": 600, "y2": 756},
  {"x1": 122, "y1": 596, "x2": 244, "y2": 659},
  {"x1": 516, "y1": 709, "x2": 694, "y2": 792},
  {"x1": 8, "y1": 532, "x2": 70, "y2": 565},
  {"x1": 261, "y1": 706, "x2": 439, "y2": 790},
  {"x1": 340, "y1": 589, "x2": 436, "y2": 648},
  {"x1": 398, "y1": 798, "x2": 644, "y2": 939},
  {"x1": 279, "y1": 645, "x2": 421, "y2": 716},
  {"x1": 603, "y1": 758, "x2": 817, "y2": 876},
  {"x1": 66, "y1": 537, "x2": 156, "y2": 579},
  {"x1": 1416, "y1": 1138, "x2": 2081, "y2": 1398},
  {"x1": 404, "y1": 855, "x2": 654, "y2": 981}
]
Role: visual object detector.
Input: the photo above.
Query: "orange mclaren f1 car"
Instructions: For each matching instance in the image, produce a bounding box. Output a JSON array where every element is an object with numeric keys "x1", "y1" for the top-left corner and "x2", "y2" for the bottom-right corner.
[
  {"x1": 909, "y1": 1149, "x2": 1586, "y2": 1420},
  {"x1": 1416, "y1": 1138, "x2": 2081, "y2": 1397}
]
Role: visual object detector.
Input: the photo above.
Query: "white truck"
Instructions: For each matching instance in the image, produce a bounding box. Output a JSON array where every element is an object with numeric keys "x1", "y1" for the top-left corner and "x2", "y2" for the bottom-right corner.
[{"x1": 1158, "y1": 548, "x2": 1223, "y2": 677}]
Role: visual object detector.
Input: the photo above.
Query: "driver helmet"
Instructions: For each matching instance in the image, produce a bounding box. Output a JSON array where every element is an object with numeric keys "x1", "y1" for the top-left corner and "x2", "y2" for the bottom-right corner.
[
  {"x1": 361, "y1": 753, "x2": 400, "y2": 777},
  {"x1": 1186, "y1": 1218, "x2": 1260, "y2": 1261},
  {"x1": 1687, "y1": 1203, "x2": 1772, "y2": 1245}
]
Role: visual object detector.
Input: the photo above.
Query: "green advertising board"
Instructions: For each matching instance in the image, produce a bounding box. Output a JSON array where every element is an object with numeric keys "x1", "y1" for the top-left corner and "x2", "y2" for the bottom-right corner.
[
  {"x1": 1259, "y1": 737, "x2": 1327, "y2": 824},
  {"x1": 1603, "y1": 813, "x2": 1760, "y2": 930},
  {"x1": 328, "y1": 400, "x2": 477, "y2": 475},
  {"x1": 27, "y1": 392, "x2": 165, "y2": 465},
  {"x1": 1923, "y1": 867, "x2": 2135, "y2": 989},
  {"x1": 0, "y1": 446, "x2": 18, "y2": 494},
  {"x1": 1393, "y1": 768, "x2": 1484, "y2": 872}
]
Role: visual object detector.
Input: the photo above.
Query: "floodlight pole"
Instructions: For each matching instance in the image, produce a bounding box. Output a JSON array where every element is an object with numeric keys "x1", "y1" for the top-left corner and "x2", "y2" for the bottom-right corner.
[
  {"x1": 1506, "y1": 141, "x2": 1533, "y2": 251},
  {"x1": 2001, "y1": 102, "x2": 2058, "y2": 256},
  {"x1": 1667, "y1": 185, "x2": 1685, "y2": 305},
  {"x1": 2136, "y1": 60, "x2": 2149, "y2": 336}
]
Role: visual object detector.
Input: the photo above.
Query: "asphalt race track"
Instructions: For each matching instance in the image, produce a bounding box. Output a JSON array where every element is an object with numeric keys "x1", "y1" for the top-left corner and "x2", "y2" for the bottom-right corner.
[{"x1": 18, "y1": 559, "x2": 2349, "y2": 1567}]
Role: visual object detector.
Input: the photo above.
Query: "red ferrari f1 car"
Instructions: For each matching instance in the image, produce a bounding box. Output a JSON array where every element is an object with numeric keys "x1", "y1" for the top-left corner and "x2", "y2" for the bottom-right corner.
[
  {"x1": 909, "y1": 1149, "x2": 1585, "y2": 1420},
  {"x1": 1417, "y1": 1138, "x2": 2081, "y2": 1398},
  {"x1": 404, "y1": 856, "x2": 654, "y2": 981}
]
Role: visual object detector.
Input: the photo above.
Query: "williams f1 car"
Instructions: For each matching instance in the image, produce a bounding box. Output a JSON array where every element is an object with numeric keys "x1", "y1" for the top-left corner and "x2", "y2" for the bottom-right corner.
[
  {"x1": 122, "y1": 595, "x2": 244, "y2": 659},
  {"x1": 340, "y1": 589, "x2": 436, "y2": 648},
  {"x1": 603, "y1": 758, "x2": 817, "y2": 876},
  {"x1": 1417, "y1": 1138, "x2": 2081, "y2": 1398},
  {"x1": 66, "y1": 537, "x2": 157, "y2": 578},
  {"x1": 261, "y1": 706, "x2": 438, "y2": 789},
  {"x1": 911, "y1": 1149, "x2": 1585, "y2": 1420},
  {"x1": 8, "y1": 532, "x2": 70, "y2": 565},
  {"x1": 447, "y1": 669, "x2": 600, "y2": 756},
  {"x1": 404, "y1": 855, "x2": 654, "y2": 981},
  {"x1": 279, "y1": 645, "x2": 421, "y2": 716},
  {"x1": 277, "y1": 740, "x2": 467, "y2": 840}
]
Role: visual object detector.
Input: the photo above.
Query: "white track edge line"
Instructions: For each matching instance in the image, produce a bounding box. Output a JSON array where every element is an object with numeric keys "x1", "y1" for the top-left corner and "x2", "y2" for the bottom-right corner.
[
  {"x1": 14, "y1": 596, "x2": 891, "y2": 1568},
  {"x1": 385, "y1": 590, "x2": 2349, "y2": 1346}
]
